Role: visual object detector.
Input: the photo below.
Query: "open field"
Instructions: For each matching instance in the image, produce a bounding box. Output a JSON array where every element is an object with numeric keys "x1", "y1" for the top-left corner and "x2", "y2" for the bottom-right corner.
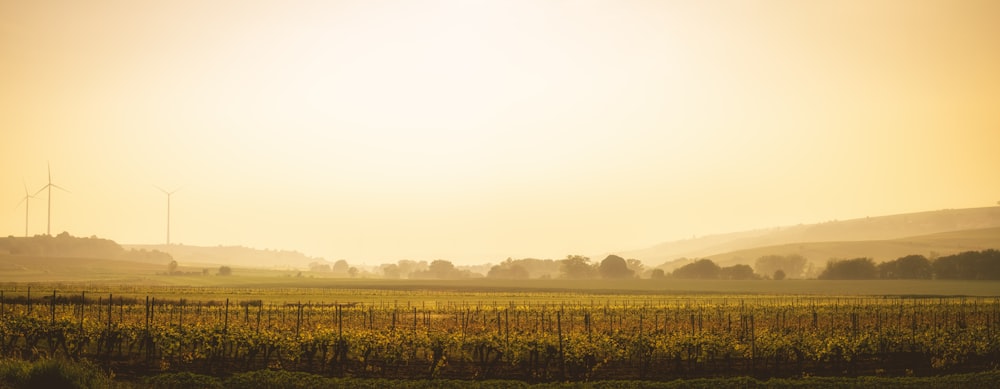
[{"x1": 5, "y1": 255, "x2": 1000, "y2": 299}]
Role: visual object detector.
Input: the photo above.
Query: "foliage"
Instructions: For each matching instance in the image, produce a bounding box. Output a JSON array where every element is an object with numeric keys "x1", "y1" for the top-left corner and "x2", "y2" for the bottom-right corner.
[
  {"x1": 671, "y1": 259, "x2": 720, "y2": 279},
  {"x1": 754, "y1": 255, "x2": 807, "y2": 279},
  {"x1": 932, "y1": 249, "x2": 1000, "y2": 280},
  {"x1": 719, "y1": 264, "x2": 756, "y2": 280},
  {"x1": 488, "y1": 259, "x2": 530, "y2": 279},
  {"x1": 597, "y1": 255, "x2": 634, "y2": 279},
  {"x1": 218, "y1": 265, "x2": 233, "y2": 276},
  {"x1": 818, "y1": 258, "x2": 878, "y2": 280},
  {"x1": 2, "y1": 289, "x2": 1000, "y2": 383},
  {"x1": 0, "y1": 358, "x2": 116, "y2": 389},
  {"x1": 410, "y1": 260, "x2": 475, "y2": 279},
  {"x1": 878, "y1": 255, "x2": 932, "y2": 279},
  {"x1": 559, "y1": 255, "x2": 597, "y2": 279}
]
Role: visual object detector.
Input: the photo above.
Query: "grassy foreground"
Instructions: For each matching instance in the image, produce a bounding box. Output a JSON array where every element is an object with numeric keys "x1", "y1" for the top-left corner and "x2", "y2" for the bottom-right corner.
[{"x1": 1, "y1": 358, "x2": 998, "y2": 389}]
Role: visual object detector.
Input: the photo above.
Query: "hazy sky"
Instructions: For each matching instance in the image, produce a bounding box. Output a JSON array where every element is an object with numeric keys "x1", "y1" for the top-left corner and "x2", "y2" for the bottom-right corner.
[{"x1": 2, "y1": 0, "x2": 998, "y2": 265}]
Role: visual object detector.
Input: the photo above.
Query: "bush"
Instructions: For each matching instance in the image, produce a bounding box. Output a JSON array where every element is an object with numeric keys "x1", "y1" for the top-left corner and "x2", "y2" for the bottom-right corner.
[
  {"x1": 0, "y1": 358, "x2": 114, "y2": 389},
  {"x1": 146, "y1": 372, "x2": 223, "y2": 389}
]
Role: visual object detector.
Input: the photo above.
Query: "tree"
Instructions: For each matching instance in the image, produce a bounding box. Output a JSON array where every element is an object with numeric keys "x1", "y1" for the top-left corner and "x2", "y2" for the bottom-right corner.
[
  {"x1": 381, "y1": 264, "x2": 401, "y2": 279},
  {"x1": 309, "y1": 261, "x2": 331, "y2": 272},
  {"x1": 818, "y1": 258, "x2": 877, "y2": 280},
  {"x1": 167, "y1": 260, "x2": 178, "y2": 274},
  {"x1": 348, "y1": 267, "x2": 359, "y2": 278},
  {"x1": 650, "y1": 268, "x2": 666, "y2": 279},
  {"x1": 428, "y1": 260, "x2": 456, "y2": 278},
  {"x1": 878, "y1": 255, "x2": 931, "y2": 279},
  {"x1": 332, "y1": 259, "x2": 349, "y2": 274},
  {"x1": 672, "y1": 259, "x2": 721, "y2": 279},
  {"x1": 754, "y1": 254, "x2": 807, "y2": 279},
  {"x1": 217, "y1": 265, "x2": 232, "y2": 276},
  {"x1": 396, "y1": 260, "x2": 427, "y2": 279},
  {"x1": 559, "y1": 255, "x2": 597, "y2": 279},
  {"x1": 933, "y1": 249, "x2": 1000, "y2": 280},
  {"x1": 488, "y1": 259, "x2": 530, "y2": 279},
  {"x1": 773, "y1": 269, "x2": 786, "y2": 280},
  {"x1": 626, "y1": 258, "x2": 645, "y2": 276},
  {"x1": 598, "y1": 255, "x2": 634, "y2": 279},
  {"x1": 719, "y1": 264, "x2": 756, "y2": 280}
]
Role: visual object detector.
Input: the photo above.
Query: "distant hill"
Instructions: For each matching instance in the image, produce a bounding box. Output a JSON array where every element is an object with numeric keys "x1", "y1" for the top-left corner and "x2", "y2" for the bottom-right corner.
[
  {"x1": 124, "y1": 244, "x2": 325, "y2": 269},
  {"x1": 701, "y1": 226, "x2": 1000, "y2": 276},
  {"x1": 616, "y1": 206, "x2": 1000, "y2": 268},
  {"x1": 0, "y1": 233, "x2": 172, "y2": 264}
]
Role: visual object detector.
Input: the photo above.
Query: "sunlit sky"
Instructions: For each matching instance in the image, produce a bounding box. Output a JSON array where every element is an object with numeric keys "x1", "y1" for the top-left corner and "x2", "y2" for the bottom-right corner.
[{"x1": 2, "y1": 0, "x2": 998, "y2": 265}]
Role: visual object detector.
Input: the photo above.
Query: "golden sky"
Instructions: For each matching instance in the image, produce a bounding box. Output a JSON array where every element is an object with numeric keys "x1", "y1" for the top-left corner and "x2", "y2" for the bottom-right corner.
[{"x1": 2, "y1": 0, "x2": 998, "y2": 265}]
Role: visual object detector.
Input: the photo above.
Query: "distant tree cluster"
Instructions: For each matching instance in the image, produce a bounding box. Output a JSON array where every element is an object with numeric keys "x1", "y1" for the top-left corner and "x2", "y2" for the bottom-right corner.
[
  {"x1": 818, "y1": 250, "x2": 1000, "y2": 280},
  {"x1": 878, "y1": 255, "x2": 932, "y2": 279},
  {"x1": 487, "y1": 259, "x2": 530, "y2": 279},
  {"x1": 670, "y1": 259, "x2": 759, "y2": 280},
  {"x1": 932, "y1": 250, "x2": 1000, "y2": 280},
  {"x1": 754, "y1": 254, "x2": 807, "y2": 279},
  {"x1": 409, "y1": 260, "x2": 476, "y2": 279},
  {"x1": 818, "y1": 258, "x2": 879, "y2": 280},
  {"x1": 549, "y1": 255, "x2": 642, "y2": 280}
]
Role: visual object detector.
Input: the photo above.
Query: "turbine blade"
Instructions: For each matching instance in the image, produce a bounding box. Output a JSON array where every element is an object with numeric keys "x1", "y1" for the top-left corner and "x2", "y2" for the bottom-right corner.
[
  {"x1": 51, "y1": 183, "x2": 70, "y2": 193},
  {"x1": 33, "y1": 185, "x2": 49, "y2": 196}
]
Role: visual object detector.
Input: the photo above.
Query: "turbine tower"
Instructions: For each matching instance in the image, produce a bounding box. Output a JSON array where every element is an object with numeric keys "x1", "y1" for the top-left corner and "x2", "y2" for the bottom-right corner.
[
  {"x1": 34, "y1": 163, "x2": 68, "y2": 236},
  {"x1": 155, "y1": 186, "x2": 179, "y2": 245},
  {"x1": 15, "y1": 179, "x2": 35, "y2": 237}
]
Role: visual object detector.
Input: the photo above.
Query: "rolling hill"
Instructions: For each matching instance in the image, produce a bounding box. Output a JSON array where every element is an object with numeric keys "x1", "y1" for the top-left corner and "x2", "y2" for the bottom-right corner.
[
  {"x1": 619, "y1": 206, "x2": 1000, "y2": 267},
  {"x1": 123, "y1": 244, "x2": 325, "y2": 269},
  {"x1": 701, "y1": 226, "x2": 1000, "y2": 276}
]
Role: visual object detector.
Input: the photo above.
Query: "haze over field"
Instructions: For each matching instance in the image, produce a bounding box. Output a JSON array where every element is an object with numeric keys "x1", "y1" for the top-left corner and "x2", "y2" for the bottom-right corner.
[{"x1": 2, "y1": 1, "x2": 998, "y2": 265}]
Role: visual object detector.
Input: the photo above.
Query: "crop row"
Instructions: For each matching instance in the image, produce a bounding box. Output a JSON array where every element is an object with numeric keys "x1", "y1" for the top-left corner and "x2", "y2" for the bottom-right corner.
[{"x1": 1, "y1": 291, "x2": 998, "y2": 381}]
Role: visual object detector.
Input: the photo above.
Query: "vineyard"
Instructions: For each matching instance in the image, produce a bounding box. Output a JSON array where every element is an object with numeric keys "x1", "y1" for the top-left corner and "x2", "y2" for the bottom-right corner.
[{"x1": 0, "y1": 286, "x2": 999, "y2": 382}]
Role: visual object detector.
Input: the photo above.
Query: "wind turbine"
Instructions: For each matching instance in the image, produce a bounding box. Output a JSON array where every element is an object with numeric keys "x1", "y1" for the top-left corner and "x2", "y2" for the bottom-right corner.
[
  {"x1": 34, "y1": 163, "x2": 69, "y2": 236},
  {"x1": 155, "y1": 186, "x2": 179, "y2": 245},
  {"x1": 15, "y1": 179, "x2": 35, "y2": 237}
]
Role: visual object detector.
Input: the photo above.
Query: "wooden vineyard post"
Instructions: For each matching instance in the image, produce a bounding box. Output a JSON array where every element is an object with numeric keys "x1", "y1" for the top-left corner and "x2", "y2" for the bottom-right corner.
[
  {"x1": 337, "y1": 304, "x2": 343, "y2": 339},
  {"x1": 224, "y1": 298, "x2": 230, "y2": 332},
  {"x1": 50, "y1": 290, "x2": 56, "y2": 326},
  {"x1": 256, "y1": 303, "x2": 262, "y2": 334},
  {"x1": 106, "y1": 294, "x2": 113, "y2": 358},
  {"x1": 557, "y1": 310, "x2": 565, "y2": 380},
  {"x1": 295, "y1": 302, "x2": 302, "y2": 338},
  {"x1": 80, "y1": 292, "x2": 85, "y2": 331},
  {"x1": 27, "y1": 287, "x2": 31, "y2": 315}
]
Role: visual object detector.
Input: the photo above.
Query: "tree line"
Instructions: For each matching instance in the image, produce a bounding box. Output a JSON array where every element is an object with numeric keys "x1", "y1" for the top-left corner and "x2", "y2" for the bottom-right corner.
[{"x1": 818, "y1": 249, "x2": 1000, "y2": 280}]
